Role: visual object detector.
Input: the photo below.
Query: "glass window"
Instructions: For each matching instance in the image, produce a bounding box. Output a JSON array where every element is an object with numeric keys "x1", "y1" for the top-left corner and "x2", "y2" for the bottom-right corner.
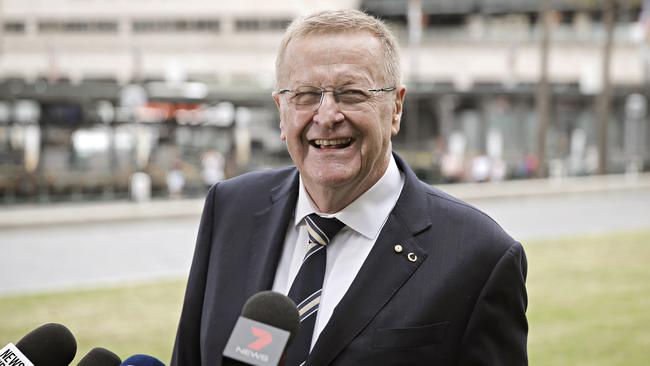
[
  {"x1": 235, "y1": 18, "x2": 291, "y2": 32},
  {"x1": 4, "y1": 22, "x2": 26, "y2": 33},
  {"x1": 132, "y1": 19, "x2": 220, "y2": 33},
  {"x1": 38, "y1": 21, "x2": 118, "y2": 33}
]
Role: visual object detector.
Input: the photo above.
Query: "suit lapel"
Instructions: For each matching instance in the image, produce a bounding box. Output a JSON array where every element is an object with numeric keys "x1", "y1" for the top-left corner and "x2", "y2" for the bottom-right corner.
[
  {"x1": 245, "y1": 170, "x2": 299, "y2": 295},
  {"x1": 307, "y1": 154, "x2": 432, "y2": 365}
]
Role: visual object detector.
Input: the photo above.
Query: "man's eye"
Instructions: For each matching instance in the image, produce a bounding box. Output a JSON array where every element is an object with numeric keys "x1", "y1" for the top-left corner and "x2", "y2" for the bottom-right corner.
[
  {"x1": 337, "y1": 90, "x2": 368, "y2": 103},
  {"x1": 292, "y1": 92, "x2": 321, "y2": 104}
]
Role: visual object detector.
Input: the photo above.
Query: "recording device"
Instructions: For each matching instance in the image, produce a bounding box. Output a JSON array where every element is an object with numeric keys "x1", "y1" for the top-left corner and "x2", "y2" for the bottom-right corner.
[
  {"x1": 0, "y1": 323, "x2": 77, "y2": 366},
  {"x1": 222, "y1": 291, "x2": 300, "y2": 366},
  {"x1": 119, "y1": 354, "x2": 165, "y2": 366},
  {"x1": 77, "y1": 347, "x2": 121, "y2": 366}
]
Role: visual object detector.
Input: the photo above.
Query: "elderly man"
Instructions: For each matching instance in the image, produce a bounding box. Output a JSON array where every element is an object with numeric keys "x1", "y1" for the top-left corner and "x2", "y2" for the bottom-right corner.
[{"x1": 172, "y1": 9, "x2": 527, "y2": 366}]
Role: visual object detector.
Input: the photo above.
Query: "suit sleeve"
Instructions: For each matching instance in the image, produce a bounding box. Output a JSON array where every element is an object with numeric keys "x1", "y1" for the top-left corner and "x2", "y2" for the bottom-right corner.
[
  {"x1": 458, "y1": 242, "x2": 528, "y2": 366},
  {"x1": 171, "y1": 184, "x2": 217, "y2": 366}
]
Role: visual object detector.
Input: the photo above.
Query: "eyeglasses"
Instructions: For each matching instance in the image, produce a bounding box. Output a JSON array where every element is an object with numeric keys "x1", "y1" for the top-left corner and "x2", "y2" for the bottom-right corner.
[{"x1": 276, "y1": 86, "x2": 396, "y2": 111}]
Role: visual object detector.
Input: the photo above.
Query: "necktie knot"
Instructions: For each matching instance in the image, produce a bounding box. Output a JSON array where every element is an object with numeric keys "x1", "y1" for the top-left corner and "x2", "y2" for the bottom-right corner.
[{"x1": 306, "y1": 213, "x2": 345, "y2": 246}]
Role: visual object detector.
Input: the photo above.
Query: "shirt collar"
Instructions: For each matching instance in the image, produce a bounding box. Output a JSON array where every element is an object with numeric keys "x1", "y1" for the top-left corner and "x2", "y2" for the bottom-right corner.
[{"x1": 294, "y1": 155, "x2": 404, "y2": 240}]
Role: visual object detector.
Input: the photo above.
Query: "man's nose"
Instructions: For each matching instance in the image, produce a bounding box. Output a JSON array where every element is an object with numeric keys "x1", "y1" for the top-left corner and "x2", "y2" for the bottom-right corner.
[{"x1": 313, "y1": 91, "x2": 343, "y2": 126}]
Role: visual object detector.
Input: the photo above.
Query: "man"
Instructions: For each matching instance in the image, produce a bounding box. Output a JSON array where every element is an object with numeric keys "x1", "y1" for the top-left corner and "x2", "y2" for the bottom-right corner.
[{"x1": 172, "y1": 9, "x2": 527, "y2": 366}]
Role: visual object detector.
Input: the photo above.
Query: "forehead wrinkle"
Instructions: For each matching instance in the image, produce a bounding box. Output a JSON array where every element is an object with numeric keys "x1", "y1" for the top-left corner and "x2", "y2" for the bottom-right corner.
[
  {"x1": 282, "y1": 32, "x2": 385, "y2": 87},
  {"x1": 290, "y1": 64, "x2": 375, "y2": 88}
]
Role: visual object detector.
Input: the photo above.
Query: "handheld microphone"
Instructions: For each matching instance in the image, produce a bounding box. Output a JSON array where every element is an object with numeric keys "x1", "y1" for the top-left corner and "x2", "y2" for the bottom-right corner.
[
  {"x1": 222, "y1": 291, "x2": 300, "y2": 366},
  {"x1": 119, "y1": 354, "x2": 165, "y2": 366},
  {"x1": 78, "y1": 347, "x2": 121, "y2": 366},
  {"x1": 0, "y1": 323, "x2": 77, "y2": 366}
]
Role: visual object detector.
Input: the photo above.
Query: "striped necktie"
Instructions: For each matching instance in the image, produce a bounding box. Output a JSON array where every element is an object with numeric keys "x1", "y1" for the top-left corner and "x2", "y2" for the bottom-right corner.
[{"x1": 285, "y1": 213, "x2": 345, "y2": 366}]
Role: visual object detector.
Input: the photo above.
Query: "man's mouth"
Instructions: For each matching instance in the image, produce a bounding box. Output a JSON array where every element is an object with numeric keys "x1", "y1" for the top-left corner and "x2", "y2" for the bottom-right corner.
[{"x1": 309, "y1": 138, "x2": 354, "y2": 149}]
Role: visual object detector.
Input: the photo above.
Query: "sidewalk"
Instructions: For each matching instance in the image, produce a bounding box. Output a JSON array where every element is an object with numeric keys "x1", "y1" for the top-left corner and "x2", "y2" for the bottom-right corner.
[
  {"x1": 440, "y1": 172, "x2": 650, "y2": 200},
  {"x1": 1, "y1": 172, "x2": 649, "y2": 228},
  {"x1": 0, "y1": 198, "x2": 205, "y2": 228}
]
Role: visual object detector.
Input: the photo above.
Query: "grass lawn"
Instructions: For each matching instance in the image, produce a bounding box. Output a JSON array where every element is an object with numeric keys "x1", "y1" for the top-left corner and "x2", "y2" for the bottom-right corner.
[
  {"x1": 0, "y1": 279, "x2": 187, "y2": 364},
  {"x1": 525, "y1": 230, "x2": 650, "y2": 365},
  {"x1": 1, "y1": 230, "x2": 649, "y2": 364}
]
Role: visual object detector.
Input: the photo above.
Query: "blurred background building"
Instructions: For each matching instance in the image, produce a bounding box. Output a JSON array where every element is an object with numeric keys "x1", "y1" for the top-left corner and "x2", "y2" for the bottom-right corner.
[{"x1": 0, "y1": 0, "x2": 648, "y2": 203}]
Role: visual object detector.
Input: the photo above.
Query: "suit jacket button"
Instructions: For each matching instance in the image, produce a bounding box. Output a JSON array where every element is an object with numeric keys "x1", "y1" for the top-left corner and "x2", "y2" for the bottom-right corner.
[
  {"x1": 407, "y1": 252, "x2": 417, "y2": 262},
  {"x1": 394, "y1": 244, "x2": 403, "y2": 253}
]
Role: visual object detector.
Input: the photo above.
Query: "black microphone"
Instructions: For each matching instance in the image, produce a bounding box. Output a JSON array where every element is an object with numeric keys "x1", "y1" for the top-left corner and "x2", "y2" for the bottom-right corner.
[
  {"x1": 0, "y1": 323, "x2": 77, "y2": 366},
  {"x1": 119, "y1": 354, "x2": 165, "y2": 366},
  {"x1": 78, "y1": 347, "x2": 121, "y2": 366},
  {"x1": 222, "y1": 291, "x2": 299, "y2": 366}
]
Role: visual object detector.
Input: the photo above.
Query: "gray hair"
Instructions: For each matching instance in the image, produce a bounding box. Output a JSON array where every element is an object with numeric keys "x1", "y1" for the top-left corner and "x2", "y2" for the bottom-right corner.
[{"x1": 275, "y1": 9, "x2": 401, "y2": 87}]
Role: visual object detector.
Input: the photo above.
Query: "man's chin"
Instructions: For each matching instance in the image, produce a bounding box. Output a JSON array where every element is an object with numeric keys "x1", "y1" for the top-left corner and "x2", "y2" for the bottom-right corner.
[
  {"x1": 314, "y1": 173, "x2": 356, "y2": 188},
  {"x1": 303, "y1": 167, "x2": 359, "y2": 189}
]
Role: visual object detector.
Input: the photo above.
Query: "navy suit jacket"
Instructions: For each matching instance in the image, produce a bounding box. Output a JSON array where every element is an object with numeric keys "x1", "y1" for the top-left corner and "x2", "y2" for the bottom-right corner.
[{"x1": 171, "y1": 154, "x2": 528, "y2": 366}]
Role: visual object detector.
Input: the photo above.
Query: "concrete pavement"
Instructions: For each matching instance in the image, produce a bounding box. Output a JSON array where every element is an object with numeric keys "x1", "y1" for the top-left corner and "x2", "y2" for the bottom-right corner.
[
  {"x1": 1, "y1": 172, "x2": 649, "y2": 228},
  {"x1": 1, "y1": 172, "x2": 649, "y2": 295}
]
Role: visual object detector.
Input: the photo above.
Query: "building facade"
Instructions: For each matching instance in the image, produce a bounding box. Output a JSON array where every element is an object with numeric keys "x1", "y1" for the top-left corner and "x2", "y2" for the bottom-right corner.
[{"x1": 0, "y1": 0, "x2": 648, "y2": 201}]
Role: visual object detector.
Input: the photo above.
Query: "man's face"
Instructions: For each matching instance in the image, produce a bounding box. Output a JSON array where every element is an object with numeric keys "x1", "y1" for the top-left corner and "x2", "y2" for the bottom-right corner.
[{"x1": 273, "y1": 32, "x2": 405, "y2": 208}]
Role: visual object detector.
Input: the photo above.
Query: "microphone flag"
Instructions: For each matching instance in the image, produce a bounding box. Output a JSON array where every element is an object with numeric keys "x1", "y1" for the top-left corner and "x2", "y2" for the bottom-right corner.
[{"x1": 0, "y1": 343, "x2": 35, "y2": 366}]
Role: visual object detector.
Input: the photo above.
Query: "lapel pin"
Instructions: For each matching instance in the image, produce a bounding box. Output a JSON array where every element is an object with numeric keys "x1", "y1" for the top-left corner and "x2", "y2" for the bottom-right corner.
[
  {"x1": 407, "y1": 252, "x2": 417, "y2": 262},
  {"x1": 394, "y1": 244, "x2": 403, "y2": 253}
]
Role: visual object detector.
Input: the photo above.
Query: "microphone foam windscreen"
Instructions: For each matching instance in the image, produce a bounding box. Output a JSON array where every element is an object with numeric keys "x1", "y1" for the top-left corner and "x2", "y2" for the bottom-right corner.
[
  {"x1": 241, "y1": 291, "x2": 300, "y2": 343},
  {"x1": 15, "y1": 323, "x2": 77, "y2": 366},
  {"x1": 78, "y1": 347, "x2": 122, "y2": 366},
  {"x1": 120, "y1": 354, "x2": 166, "y2": 366}
]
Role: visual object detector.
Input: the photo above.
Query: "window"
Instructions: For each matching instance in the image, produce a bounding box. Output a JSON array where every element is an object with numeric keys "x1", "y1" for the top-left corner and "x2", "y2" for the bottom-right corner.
[
  {"x1": 132, "y1": 19, "x2": 220, "y2": 33},
  {"x1": 4, "y1": 21, "x2": 26, "y2": 33},
  {"x1": 235, "y1": 18, "x2": 291, "y2": 32},
  {"x1": 38, "y1": 21, "x2": 118, "y2": 33}
]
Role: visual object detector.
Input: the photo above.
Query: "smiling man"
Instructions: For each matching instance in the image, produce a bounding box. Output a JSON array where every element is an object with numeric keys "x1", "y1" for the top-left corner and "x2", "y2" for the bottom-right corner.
[
  {"x1": 172, "y1": 10, "x2": 527, "y2": 366},
  {"x1": 274, "y1": 29, "x2": 403, "y2": 214}
]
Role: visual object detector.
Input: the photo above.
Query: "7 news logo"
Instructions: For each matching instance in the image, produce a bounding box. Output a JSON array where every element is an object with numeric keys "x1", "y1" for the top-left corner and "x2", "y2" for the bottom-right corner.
[
  {"x1": 235, "y1": 327, "x2": 273, "y2": 363},
  {"x1": 248, "y1": 327, "x2": 273, "y2": 351},
  {"x1": 224, "y1": 317, "x2": 289, "y2": 365}
]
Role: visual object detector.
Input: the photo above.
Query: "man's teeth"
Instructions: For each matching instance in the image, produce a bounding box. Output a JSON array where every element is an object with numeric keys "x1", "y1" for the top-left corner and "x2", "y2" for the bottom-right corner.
[{"x1": 314, "y1": 138, "x2": 351, "y2": 146}]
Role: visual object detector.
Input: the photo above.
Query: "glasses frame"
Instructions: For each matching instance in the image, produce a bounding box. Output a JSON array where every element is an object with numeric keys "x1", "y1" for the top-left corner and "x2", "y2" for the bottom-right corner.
[{"x1": 276, "y1": 86, "x2": 396, "y2": 111}]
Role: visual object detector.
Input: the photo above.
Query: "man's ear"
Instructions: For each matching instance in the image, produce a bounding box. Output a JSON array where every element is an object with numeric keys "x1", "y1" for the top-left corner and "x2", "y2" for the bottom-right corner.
[
  {"x1": 273, "y1": 92, "x2": 287, "y2": 141},
  {"x1": 272, "y1": 92, "x2": 281, "y2": 110},
  {"x1": 391, "y1": 86, "x2": 406, "y2": 136},
  {"x1": 279, "y1": 119, "x2": 286, "y2": 141}
]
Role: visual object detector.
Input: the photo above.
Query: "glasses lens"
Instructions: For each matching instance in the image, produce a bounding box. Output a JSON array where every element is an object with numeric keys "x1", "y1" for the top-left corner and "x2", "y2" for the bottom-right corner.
[
  {"x1": 290, "y1": 87, "x2": 322, "y2": 106},
  {"x1": 336, "y1": 89, "x2": 371, "y2": 104},
  {"x1": 283, "y1": 86, "x2": 390, "y2": 111}
]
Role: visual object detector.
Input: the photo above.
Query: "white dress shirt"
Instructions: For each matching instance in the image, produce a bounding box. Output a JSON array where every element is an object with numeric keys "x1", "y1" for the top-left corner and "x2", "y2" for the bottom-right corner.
[{"x1": 272, "y1": 155, "x2": 405, "y2": 349}]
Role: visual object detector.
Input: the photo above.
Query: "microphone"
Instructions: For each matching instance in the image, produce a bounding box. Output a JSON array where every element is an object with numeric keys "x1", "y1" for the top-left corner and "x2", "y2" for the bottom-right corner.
[
  {"x1": 78, "y1": 347, "x2": 121, "y2": 366},
  {"x1": 0, "y1": 323, "x2": 77, "y2": 366},
  {"x1": 119, "y1": 354, "x2": 165, "y2": 366},
  {"x1": 222, "y1": 291, "x2": 299, "y2": 366}
]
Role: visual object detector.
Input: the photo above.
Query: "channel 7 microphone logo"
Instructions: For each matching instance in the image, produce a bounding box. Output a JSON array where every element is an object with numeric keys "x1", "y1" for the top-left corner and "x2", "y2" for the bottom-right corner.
[
  {"x1": 248, "y1": 327, "x2": 273, "y2": 351},
  {"x1": 223, "y1": 317, "x2": 290, "y2": 366}
]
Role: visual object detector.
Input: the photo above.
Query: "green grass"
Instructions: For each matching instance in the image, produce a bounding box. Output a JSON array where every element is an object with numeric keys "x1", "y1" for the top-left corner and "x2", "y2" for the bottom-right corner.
[
  {"x1": 0, "y1": 279, "x2": 187, "y2": 364},
  {"x1": 1, "y1": 231, "x2": 649, "y2": 365},
  {"x1": 525, "y1": 231, "x2": 650, "y2": 365}
]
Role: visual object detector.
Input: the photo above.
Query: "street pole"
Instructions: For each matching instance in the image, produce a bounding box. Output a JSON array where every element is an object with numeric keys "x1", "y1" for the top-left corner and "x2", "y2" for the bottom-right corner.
[
  {"x1": 407, "y1": 0, "x2": 422, "y2": 149},
  {"x1": 597, "y1": 0, "x2": 616, "y2": 175},
  {"x1": 535, "y1": 0, "x2": 552, "y2": 178}
]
